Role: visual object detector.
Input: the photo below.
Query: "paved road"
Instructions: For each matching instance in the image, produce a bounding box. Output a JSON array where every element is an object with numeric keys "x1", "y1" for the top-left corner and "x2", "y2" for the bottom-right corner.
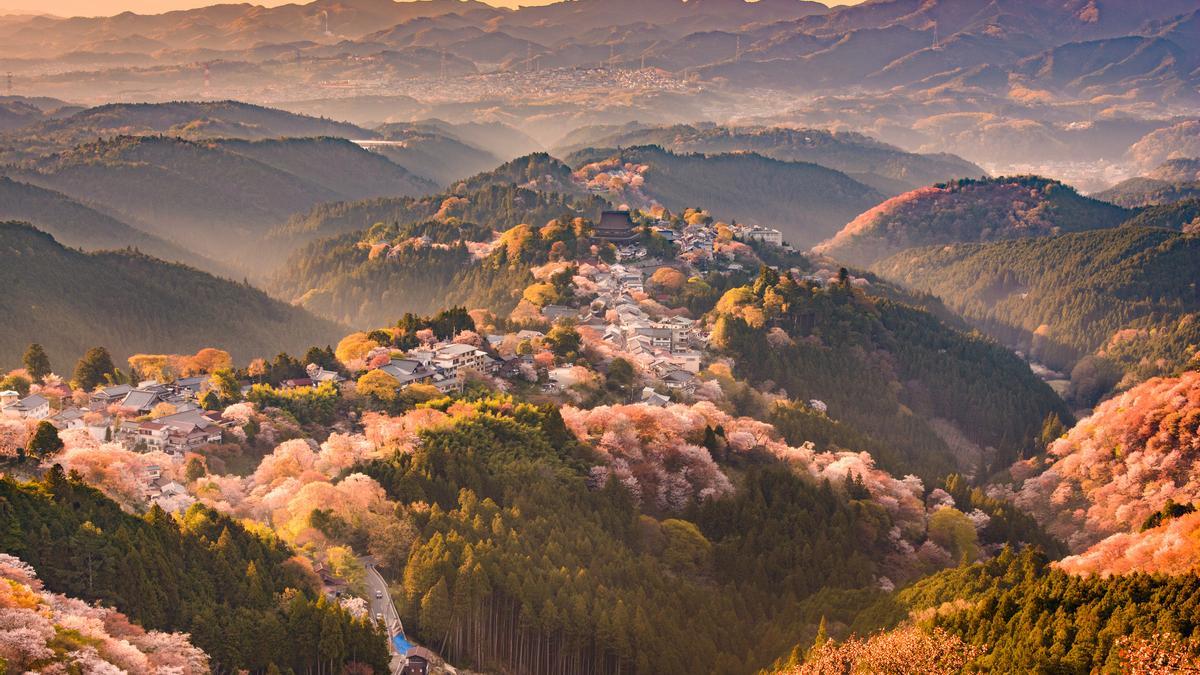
[{"x1": 362, "y1": 559, "x2": 407, "y2": 673}]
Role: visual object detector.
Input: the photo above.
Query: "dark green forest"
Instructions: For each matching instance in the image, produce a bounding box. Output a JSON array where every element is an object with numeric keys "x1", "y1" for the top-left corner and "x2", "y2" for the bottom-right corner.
[
  {"x1": 872, "y1": 226, "x2": 1200, "y2": 399},
  {"x1": 712, "y1": 269, "x2": 1071, "y2": 479},
  {"x1": 0, "y1": 221, "x2": 342, "y2": 367},
  {"x1": 0, "y1": 469, "x2": 389, "y2": 673}
]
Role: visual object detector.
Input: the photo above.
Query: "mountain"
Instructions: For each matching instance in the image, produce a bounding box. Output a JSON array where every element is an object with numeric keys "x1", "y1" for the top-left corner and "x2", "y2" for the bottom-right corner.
[
  {"x1": 0, "y1": 0, "x2": 503, "y2": 56},
  {"x1": 0, "y1": 176, "x2": 208, "y2": 267},
  {"x1": 871, "y1": 227, "x2": 1200, "y2": 405},
  {"x1": 453, "y1": 152, "x2": 581, "y2": 195},
  {"x1": 368, "y1": 124, "x2": 502, "y2": 187},
  {"x1": 6, "y1": 135, "x2": 434, "y2": 271},
  {"x1": 213, "y1": 137, "x2": 436, "y2": 200},
  {"x1": 0, "y1": 221, "x2": 342, "y2": 367},
  {"x1": 1119, "y1": 199, "x2": 1200, "y2": 230},
  {"x1": 569, "y1": 145, "x2": 887, "y2": 247},
  {"x1": 271, "y1": 184, "x2": 607, "y2": 326},
  {"x1": 712, "y1": 267, "x2": 1071, "y2": 480},
  {"x1": 0, "y1": 100, "x2": 376, "y2": 161},
  {"x1": 1096, "y1": 158, "x2": 1200, "y2": 207},
  {"x1": 1127, "y1": 119, "x2": 1200, "y2": 173},
  {"x1": 813, "y1": 175, "x2": 1131, "y2": 267},
  {"x1": 553, "y1": 124, "x2": 983, "y2": 195}
]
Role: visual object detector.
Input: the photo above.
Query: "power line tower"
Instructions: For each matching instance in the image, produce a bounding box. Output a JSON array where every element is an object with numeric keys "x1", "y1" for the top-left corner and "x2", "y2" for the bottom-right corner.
[
  {"x1": 5, "y1": 72, "x2": 11, "y2": 95},
  {"x1": 735, "y1": 34, "x2": 741, "y2": 62},
  {"x1": 441, "y1": 49, "x2": 447, "y2": 81},
  {"x1": 203, "y1": 64, "x2": 211, "y2": 96}
]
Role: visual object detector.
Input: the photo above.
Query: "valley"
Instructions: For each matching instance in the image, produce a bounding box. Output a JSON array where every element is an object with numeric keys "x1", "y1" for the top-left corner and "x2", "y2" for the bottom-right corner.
[{"x1": 1, "y1": 1, "x2": 1200, "y2": 673}]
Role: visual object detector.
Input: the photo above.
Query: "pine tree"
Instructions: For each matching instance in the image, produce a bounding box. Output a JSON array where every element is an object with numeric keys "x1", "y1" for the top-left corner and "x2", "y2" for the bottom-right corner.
[
  {"x1": 27, "y1": 421, "x2": 63, "y2": 459},
  {"x1": 22, "y1": 343, "x2": 51, "y2": 381},
  {"x1": 73, "y1": 346, "x2": 116, "y2": 392}
]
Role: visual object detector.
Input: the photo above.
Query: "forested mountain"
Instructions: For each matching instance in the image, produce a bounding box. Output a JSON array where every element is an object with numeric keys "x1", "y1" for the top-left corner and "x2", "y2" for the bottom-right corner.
[
  {"x1": 0, "y1": 470, "x2": 388, "y2": 673},
  {"x1": 1120, "y1": 199, "x2": 1200, "y2": 231},
  {"x1": 366, "y1": 126, "x2": 502, "y2": 187},
  {"x1": 0, "y1": 176, "x2": 205, "y2": 267},
  {"x1": 6, "y1": 135, "x2": 434, "y2": 271},
  {"x1": 711, "y1": 268, "x2": 1070, "y2": 480},
  {"x1": 872, "y1": 227, "x2": 1200, "y2": 405},
  {"x1": 0, "y1": 100, "x2": 375, "y2": 160},
  {"x1": 271, "y1": 185, "x2": 606, "y2": 327},
  {"x1": 569, "y1": 145, "x2": 886, "y2": 247},
  {"x1": 0, "y1": 221, "x2": 342, "y2": 366},
  {"x1": 554, "y1": 124, "x2": 983, "y2": 194},
  {"x1": 814, "y1": 176, "x2": 1131, "y2": 267},
  {"x1": 454, "y1": 152, "x2": 582, "y2": 196},
  {"x1": 343, "y1": 395, "x2": 1052, "y2": 675},
  {"x1": 886, "y1": 547, "x2": 1200, "y2": 672},
  {"x1": 1096, "y1": 158, "x2": 1200, "y2": 207}
]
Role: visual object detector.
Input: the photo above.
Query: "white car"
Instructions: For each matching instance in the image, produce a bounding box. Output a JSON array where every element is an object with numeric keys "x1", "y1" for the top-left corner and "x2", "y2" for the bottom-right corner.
[
  {"x1": 375, "y1": 590, "x2": 383, "y2": 599},
  {"x1": 376, "y1": 613, "x2": 384, "y2": 621}
]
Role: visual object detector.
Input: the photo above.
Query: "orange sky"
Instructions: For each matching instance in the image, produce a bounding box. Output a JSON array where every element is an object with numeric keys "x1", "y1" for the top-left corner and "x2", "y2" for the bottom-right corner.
[{"x1": 7, "y1": 0, "x2": 866, "y2": 18}]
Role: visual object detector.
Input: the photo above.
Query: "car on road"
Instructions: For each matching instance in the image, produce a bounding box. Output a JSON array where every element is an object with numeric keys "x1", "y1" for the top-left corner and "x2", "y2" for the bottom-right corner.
[
  {"x1": 376, "y1": 613, "x2": 384, "y2": 622},
  {"x1": 375, "y1": 590, "x2": 383, "y2": 599}
]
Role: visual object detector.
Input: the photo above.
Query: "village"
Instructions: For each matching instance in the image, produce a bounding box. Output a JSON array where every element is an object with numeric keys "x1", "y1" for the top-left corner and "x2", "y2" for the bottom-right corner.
[{"x1": 0, "y1": 210, "x2": 809, "y2": 514}]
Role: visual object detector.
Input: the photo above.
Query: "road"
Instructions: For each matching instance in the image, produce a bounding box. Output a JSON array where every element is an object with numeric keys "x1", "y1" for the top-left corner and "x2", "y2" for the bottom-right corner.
[{"x1": 362, "y1": 558, "x2": 408, "y2": 673}]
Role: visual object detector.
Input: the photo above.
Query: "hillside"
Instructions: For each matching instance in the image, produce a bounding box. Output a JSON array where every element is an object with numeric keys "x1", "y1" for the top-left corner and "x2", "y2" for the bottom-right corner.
[
  {"x1": 8, "y1": 135, "x2": 434, "y2": 271},
  {"x1": 454, "y1": 152, "x2": 582, "y2": 195},
  {"x1": 0, "y1": 221, "x2": 342, "y2": 367},
  {"x1": 570, "y1": 145, "x2": 886, "y2": 247},
  {"x1": 1120, "y1": 199, "x2": 1200, "y2": 231},
  {"x1": 1, "y1": 100, "x2": 375, "y2": 160},
  {"x1": 554, "y1": 124, "x2": 983, "y2": 194},
  {"x1": 272, "y1": 184, "x2": 607, "y2": 327},
  {"x1": 1015, "y1": 372, "x2": 1200, "y2": 561},
  {"x1": 711, "y1": 267, "x2": 1070, "y2": 480},
  {"x1": 0, "y1": 176, "x2": 205, "y2": 267},
  {"x1": 0, "y1": 471, "x2": 387, "y2": 673},
  {"x1": 872, "y1": 227, "x2": 1200, "y2": 404},
  {"x1": 214, "y1": 137, "x2": 436, "y2": 200},
  {"x1": 366, "y1": 125, "x2": 502, "y2": 187},
  {"x1": 814, "y1": 176, "x2": 1131, "y2": 267},
  {"x1": 1096, "y1": 159, "x2": 1200, "y2": 207}
]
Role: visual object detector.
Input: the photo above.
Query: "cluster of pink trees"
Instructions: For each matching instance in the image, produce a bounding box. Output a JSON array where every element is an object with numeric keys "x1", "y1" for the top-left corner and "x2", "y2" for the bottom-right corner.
[
  {"x1": 1017, "y1": 372, "x2": 1200, "y2": 555},
  {"x1": 0, "y1": 554, "x2": 208, "y2": 673},
  {"x1": 560, "y1": 401, "x2": 926, "y2": 532}
]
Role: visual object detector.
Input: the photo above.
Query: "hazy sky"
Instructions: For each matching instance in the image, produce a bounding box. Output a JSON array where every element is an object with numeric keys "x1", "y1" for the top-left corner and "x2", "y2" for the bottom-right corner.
[{"x1": 7, "y1": 0, "x2": 866, "y2": 18}]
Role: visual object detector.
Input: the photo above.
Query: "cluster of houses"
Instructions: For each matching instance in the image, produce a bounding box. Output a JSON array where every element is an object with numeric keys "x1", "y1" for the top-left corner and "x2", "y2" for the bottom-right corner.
[{"x1": 372, "y1": 342, "x2": 499, "y2": 393}]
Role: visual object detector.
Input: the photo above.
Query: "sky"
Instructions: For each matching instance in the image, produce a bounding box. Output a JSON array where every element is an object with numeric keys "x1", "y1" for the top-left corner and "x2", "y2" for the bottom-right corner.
[{"x1": 6, "y1": 0, "x2": 866, "y2": 18}]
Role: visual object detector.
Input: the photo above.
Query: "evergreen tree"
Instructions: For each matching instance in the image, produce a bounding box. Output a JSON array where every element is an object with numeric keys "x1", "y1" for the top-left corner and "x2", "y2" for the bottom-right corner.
[
  {"x1": 73, "y1": 346, "x2": 116, "y2": 392},
  {"x1": 27, "y1": 421, "x2": 63, "y2": 459},
  {"x1": 22, "y1": 343, "x2": 51, "y2": 381}
]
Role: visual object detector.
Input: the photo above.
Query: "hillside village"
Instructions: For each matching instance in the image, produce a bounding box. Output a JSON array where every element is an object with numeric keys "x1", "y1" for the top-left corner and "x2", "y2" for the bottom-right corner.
[{"x1": 1, "y1": 209, "x2": 804, "y2": 508}]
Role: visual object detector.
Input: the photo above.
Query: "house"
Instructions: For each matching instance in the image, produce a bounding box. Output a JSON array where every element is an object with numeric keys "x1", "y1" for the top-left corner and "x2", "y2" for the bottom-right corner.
[
  {"x1": 592, "y1": 210, "x2": 639, "y2": 244},
  {"x1": 117, "y1": 388, "x2": 167, "y2": 416},
  {"x1": 90, "y1": 384, "x2": 133, "y2": 406},
  {"x1": 417, "y1": 343, "x2": 497, "y2": 376},
  {"x1": 306, "y1": 364, "x2": 346, "y2": 386},
  {"x1": 0, "y1": 390, "x2": 18, "y2": 409},
  {"x1": 49, "y1": 407, "x2": 110, "y2": 441},
  {"x1": 542, "y1": 304, "x2": 578, "y2": 322},
  {"x1": 660, "y1": 369, "x2": 697, "y2": 392},
  {"x1": 403, "y1": 646, "x2": 439, "y2": 675},
  {"x1": 2, "y1": 394, "x2": 50, "y2": 420},
  {"x1": 313, "y1": 562, "x2": 349, "y2": 599},
  {"x1": 119, "y1": 408, "x2": 224, "y2": 456},
  {"x1": 640, "y1": 387, "x2": 670, "y2": 407},
  {"x1": 634, "y1": 327, "x2": 674, "y2": 350},
  {"x1": 172, "y1": 376, "x2": 208, "y2": 398},
  {"x1": 739, "y1": 225, "x2": 784, "y2": 246}
]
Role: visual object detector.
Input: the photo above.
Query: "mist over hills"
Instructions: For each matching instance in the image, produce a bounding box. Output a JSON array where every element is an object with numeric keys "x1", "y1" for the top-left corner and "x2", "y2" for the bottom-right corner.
[{"x1": 0, "y1": 221, "x2": 342, "y2": 367}]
